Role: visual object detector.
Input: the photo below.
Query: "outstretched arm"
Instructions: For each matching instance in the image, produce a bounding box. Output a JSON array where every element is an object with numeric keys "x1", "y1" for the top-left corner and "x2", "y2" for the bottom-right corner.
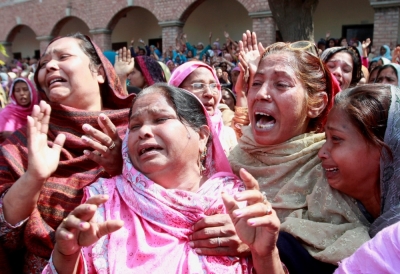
[
  {"x1": 52, "y1": 195, "x2": 124, "y2": 274},
  {"x1": 3, "y1": 101, "x2": 66, "y2": 225}
]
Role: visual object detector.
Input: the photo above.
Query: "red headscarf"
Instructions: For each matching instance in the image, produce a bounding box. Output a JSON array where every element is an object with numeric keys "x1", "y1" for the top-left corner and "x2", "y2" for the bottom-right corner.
[{"x1": 0, "y1": 34, "x2": 135, "y2": 272}]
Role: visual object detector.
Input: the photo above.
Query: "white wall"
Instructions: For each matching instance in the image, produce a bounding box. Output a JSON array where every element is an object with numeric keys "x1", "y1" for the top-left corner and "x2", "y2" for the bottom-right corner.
[
  {"x1": 111, "y1": 7, "x2": 161, "y2": 46},
  {"x1": 183, "y1": 0, "x2": 252, "y2": 44},
  {"x1": 12, "y1": 26, "x2": 39, "y2": 58},
  {"x1": 59, "y1": 17, "x2": 90, "y2": 37},
  {"x1": 314, "y1": 0, "x2": 374, "y2": 42}
]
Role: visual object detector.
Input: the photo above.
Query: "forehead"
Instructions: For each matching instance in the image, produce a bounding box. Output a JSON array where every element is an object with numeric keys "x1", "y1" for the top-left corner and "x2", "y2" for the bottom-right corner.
[
  {"x1": 257, "y1": 52, "x2": 296, "y2": 74},
  {"x1": 328, "y1": 52, "x2": 353, "y2": 65},
  {"x1": 327, "y1": 107, "x2": 353, "y2": 130},
  {"x1": 43, "y1": 37, "x2": 82, "y2": 55},
  {"x1": 14, "y1": 81, "x2": 28, "y2": 87},
  {"x1": 131, "y1": 92, "x2": 173, "y2": 115},
  {"x1": 185, "y1": 67, "x2": 215, "y2": 82},
  {"x1": 380, "y1": 66, "x2": 397, "y2": 75}
]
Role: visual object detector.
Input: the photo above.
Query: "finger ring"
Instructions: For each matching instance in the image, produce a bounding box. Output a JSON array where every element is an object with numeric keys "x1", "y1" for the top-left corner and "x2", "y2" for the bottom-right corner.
[
  {"x1": 261, "y1": 191, "x2": 268, "y2": 204},
  {"x1": 266, "y1": 204, "x2": 272, "y2": 215},
  {"x1": 108, "y1": 142, "x2": 116, "y2": 150},
  {"x1": 217, "y1": 237, "x2": 221, "y2": 247}
]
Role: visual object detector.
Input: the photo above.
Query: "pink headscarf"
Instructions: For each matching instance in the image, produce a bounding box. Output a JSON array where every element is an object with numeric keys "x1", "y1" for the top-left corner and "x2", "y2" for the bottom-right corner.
[
  {"x1": 0, "y1": 78, "x2": 39, "y2": 132},
  {"x1": 43, "y1": 85, "x2": 244, "y2": 273},
  {"x1": 168, "y1": 61, "x2": 224, "y2": 140}
]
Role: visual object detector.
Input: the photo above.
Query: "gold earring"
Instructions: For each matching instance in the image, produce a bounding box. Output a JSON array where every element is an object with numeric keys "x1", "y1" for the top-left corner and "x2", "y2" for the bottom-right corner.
[{"x1": 199, "y1": 147, "x2": 207, "y2": 175}]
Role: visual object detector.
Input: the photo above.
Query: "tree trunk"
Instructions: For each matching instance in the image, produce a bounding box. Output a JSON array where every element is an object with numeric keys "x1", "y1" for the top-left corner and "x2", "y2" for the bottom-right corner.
[{"x1": 268, "y1": 0, "x2": 319, "y2": 42}]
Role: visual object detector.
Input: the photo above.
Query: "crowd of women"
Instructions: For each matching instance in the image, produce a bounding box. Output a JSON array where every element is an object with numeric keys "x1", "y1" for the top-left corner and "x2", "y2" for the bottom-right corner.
[{"x1": 0, "y1": 30, "x2": 399, "y2": 274}]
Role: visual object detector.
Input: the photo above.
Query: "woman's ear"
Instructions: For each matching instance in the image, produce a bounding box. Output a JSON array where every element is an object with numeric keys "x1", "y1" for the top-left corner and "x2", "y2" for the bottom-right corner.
[
  {"x1": 198, "y1": 125, "x2": 211, "y2": 153},
  {"x1": 308, "y1": 92, "x2": 328, "y2": 118},
  {"x1": 96, "y1": 65, "x2": 106, "y2": 84}
]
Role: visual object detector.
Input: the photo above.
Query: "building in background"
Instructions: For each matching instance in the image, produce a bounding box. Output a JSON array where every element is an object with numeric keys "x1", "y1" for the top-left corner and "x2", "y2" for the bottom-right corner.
[{"x1": 0, "y1": 0, "x2": 398, "y2": 63}]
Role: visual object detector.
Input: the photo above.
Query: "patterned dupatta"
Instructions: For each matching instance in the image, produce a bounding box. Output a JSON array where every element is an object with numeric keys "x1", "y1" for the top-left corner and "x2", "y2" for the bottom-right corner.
[
  {"x1": 370, "y1": 85, "x2": 400, "y2": 236},
  {"x1": 229, "y1": 128, "x2": 371, "y2": 264},
  {"x1": 73, "y1": 89, "x2": 248, "y2": 273},
  {"x1": 0, "y1": 36, "x2": 135, "y2": 272}
]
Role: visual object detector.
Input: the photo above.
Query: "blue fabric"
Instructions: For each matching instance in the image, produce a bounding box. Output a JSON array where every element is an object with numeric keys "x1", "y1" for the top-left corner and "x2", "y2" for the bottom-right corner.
[{"x1": 277, "y1": 231, "x2": 338, "y2": 274}]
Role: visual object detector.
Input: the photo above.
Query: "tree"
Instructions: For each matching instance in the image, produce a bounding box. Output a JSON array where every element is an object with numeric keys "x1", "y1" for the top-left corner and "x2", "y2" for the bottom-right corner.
[{"x1": 268, "y1": 0, "x2": 319, "y2": 42}]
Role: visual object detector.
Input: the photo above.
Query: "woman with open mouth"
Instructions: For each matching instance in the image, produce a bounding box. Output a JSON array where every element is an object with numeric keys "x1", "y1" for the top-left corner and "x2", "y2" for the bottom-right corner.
[
  {"x1": 321, "y1": 46, "x2": 363, "y2": 90},
  {"x1": 42, "y1": 84, "x2": 285, "y2": 274},
  {"x1": 195, "y1": 31, "x2": 370, "y2": 274},
  {"x1": 0, "y1": 33, "x2": 135, "y2": 273},
  {"x1": 0, "y1": 77, "x2": 38, "y2": 143}
]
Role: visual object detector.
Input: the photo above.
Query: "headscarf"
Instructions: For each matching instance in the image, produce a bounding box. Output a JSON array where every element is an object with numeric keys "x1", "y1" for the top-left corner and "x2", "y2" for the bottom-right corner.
[
  {"x1": 369, "y1": 85, "x2": 400, "y2": 237},
  {"x1": 44, "y1": 87, "x2": 246, "y2": 273},
  {"x1": 157, "y1": 61, "x2": 171, "y2": 82},
  {"x1": 371, "y1": 56, "x2": 391, "y2": 65},
  {"x1": 0, "y1": 78, "x2": 39, "y2": 132},
  {"x1": 134, "y1": 56, "x2": 166, "y2": 87},
  {"x1": 334, "y1": 221, "x2": 400, "y2": 273},
  {"x1": 375, "y1": 45, "x2": 392, "y2": 60},
  {"x1": 321, "y1": 46, "x2": 363, "y2": 87},
  {"x1": 376, "y1": 63, "x2": 400, "y2": 86},
  {"x1": 168, "y1": 61, "x2": 224, "y2": 139},
  {"x1": 0, "y1": 34, "x2": 135, "y2": 272}
]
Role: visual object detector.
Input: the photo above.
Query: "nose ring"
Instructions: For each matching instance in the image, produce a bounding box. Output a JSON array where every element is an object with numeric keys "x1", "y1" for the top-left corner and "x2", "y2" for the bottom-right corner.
[{"x1": 266, "y1": 95, "x2": 271, "y2": 101}]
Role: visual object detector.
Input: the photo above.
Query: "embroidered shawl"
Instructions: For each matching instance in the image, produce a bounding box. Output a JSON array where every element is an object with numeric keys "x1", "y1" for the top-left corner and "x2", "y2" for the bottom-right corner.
[
  {"x1": 44, "y1": 88, "x2": 247, "y2": 273},
  {"x1": 229, "y1": 127, "x2": 371, "y2": 264},
  {"x1": 74, "y1": 132, "x2": 246, "y2": 273},
  {"x1": 369, "y1": 85, "x2": 400, "y2": 236},
  {"x1": 335, "y1": 221, "x2": 400, "y2": 273},
  {"x1": 0, "y1": 36, "x2": 135, "y2": 273}
]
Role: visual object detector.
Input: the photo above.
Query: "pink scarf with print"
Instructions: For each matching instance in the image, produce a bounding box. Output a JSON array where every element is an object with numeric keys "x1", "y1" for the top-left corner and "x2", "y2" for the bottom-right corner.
[
  {"x1": 0, "y1": 78, "x2": 39, "y2": 132},
  {"x1": 77, "y1": 130, "x2": 248, "y2": 273}
]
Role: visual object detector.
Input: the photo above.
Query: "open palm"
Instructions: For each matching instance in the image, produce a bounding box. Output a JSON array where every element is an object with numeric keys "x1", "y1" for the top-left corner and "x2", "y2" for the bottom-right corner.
[{"x1": 27, "y1": 101, "x2": 65, "y2": 182}]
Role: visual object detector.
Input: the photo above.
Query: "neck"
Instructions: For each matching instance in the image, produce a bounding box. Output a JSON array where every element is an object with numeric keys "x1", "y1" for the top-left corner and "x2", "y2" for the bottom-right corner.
[
  {"x1": 359, "y1": 188, "x2": 381, "y2": 219},
  {"x1": 148, "y1": 165, "x2": 204, "y2": 192}
]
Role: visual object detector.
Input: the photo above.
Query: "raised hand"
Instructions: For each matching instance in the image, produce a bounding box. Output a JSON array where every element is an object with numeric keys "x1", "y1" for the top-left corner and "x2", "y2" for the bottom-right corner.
[
  {"x1": 224, "y1": 31, "x2": 230, "y2": 39},
  {"x1": 81, "y1": 113, "x2": 123, "y2": 176},
  {"x1": 26, "y1": 100, "x2": 66, "y2": 181},
  {"x1": 114, "y1": 47, "x2": 134, "y2": 77},
  {"x1": 222, "y1": 168, "x2": 280, "y2": 257},
  {"x1": 362, "y1": 38, "x2": 371, "y2": 49},
  {"x1": 238, "y1": 30, "x2": 264, "y2": 86}
]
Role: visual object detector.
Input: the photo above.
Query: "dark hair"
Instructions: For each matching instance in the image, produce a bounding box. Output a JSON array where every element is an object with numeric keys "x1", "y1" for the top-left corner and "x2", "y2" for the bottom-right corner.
[
  {"x1": 13, "y1": 79, "x2": 27, "y2": 87},
  {"x1": 322, "y1": 46, "x2": 362, "y2": 87},
  {"x1": 369, "y1": 65, "x2": 382, "y2": 83},
  {"x1": 35, "y1": 32, "x2": 108, "y2": 98},
  {"x1": 221, "y1": 87, "x2": 236, "y2": 105},
  {"x1": 334, "y1": 84, "x2": 392, "y2": 158},
  {"x1": 67, "y1": 33, "x2": 102, "y2": 71},
  {"x1": 376, "y1": 64, "x2": 399, "y2": 82},
  {"x1": 326, "y1": 38, "x2": 337, "y2": 48},
  {"x1": 261, "y1": 42, "x2": 334, "y2": 132},
  {"x1": 37, "y1": 33, "x2": 102, "y2": 72},
  {"x1": 368, "y1": 60, "x2": 378, "y2": 72},
  {"x1": 129, "y1": 83, "x2": 210, "y2": 137}
]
